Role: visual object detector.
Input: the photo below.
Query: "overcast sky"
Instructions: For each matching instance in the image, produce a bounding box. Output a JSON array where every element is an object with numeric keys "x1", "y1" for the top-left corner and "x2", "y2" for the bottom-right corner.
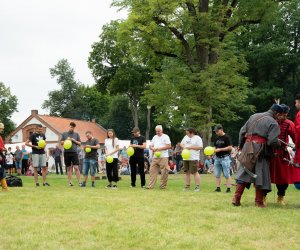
[{"x1": 0, "y1": 0, "x2": 127, "y2": 125}]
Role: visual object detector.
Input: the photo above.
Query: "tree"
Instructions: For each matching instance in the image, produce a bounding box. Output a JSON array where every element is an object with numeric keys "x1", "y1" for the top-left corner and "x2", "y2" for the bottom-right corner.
[
  {"x1": 0, "y1": 82, "x2": 18, "y2": 137},
  {"x1": 43, "y1": 59, "x2": 80, "y2": 117},
  {"x1": 88, "y1": 21, "x2": 151, "y2": 127},
  {"x1": 112, "y1": 0, "x2": 278, "y2": 144},
  {"x1": 238, "y1": 0, "x2": 300, "y2": 116},
  {"x1": 69, "y1": 85, "x2": 111, "y2": 122},
  {"x1": 103, "y1": 95, "x2": 134, "y2": 139},
  {"x1": 43, "y1": 59, "x2": 111, "y2": 123}
]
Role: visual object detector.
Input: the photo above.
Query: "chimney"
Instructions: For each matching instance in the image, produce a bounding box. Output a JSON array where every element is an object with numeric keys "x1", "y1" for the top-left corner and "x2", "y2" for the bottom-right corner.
[
  {"x1": 31, "y1": 110, "x2": 38, "y2": 115},
  {"x1": 91, "y1": 118, "x2": 96, "y2": 123}
]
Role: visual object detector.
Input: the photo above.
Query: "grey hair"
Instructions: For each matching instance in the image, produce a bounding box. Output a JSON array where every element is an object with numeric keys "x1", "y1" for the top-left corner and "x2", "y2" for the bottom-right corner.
[{"x1": 155, "y1": 125, "x2": 163, "y2": 131}]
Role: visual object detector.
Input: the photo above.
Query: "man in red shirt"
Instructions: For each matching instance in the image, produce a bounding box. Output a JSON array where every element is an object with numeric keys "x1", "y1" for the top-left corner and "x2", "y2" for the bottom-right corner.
[
  {"x1": 0, "y1": 122, "x2": 8, "y2": 191},
  {"x1": 293, "y1": 95, "x2": 300, "y2": 191},
  {"x1": 294, "y1": 94, "x2": 300, "y2": 165},
  {"x1": 269, "y1": 104, "x2": 300, "y2": 205}
]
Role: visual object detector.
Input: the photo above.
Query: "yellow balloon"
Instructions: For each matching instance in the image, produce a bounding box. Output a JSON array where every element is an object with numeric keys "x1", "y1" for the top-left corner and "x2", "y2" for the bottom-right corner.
[
  {"x1": 106, "y1": 155, "x2": 114, "y2": 163},
  {"x1": 181, "y1": 149, "x2": 191, "y2": 160},
  {"x1": 38, "y1": 140, "x2": 46, "y2": 148},
  {"x1": 204, "y1": 146, "x2": 215, "y2": 156},
  {"x1": 63, "y1": 140, "x2": 72, "y2": 150},
  {"x1": 85, "y1": 147, "x2": 91, "y2": 153},
  {"x1": 126, "y1": 147, "x2": 134, "y2": 156},
  {"x1": 154, "y1": 151, "x2": 161, "y2": 157}
]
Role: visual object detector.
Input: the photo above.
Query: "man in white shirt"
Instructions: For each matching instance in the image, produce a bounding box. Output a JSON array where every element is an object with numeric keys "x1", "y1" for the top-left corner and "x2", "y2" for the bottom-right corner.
[
  {"x1": 180, "y1": 128, "x2": 203, "y2": 192},
  {"x1": 147, "y1": 125, "x2": 171, "y2": 189}
]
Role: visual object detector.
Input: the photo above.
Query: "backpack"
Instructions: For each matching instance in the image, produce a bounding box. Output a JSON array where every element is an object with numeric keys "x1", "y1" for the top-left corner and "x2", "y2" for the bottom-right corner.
[{"x1": 6, "y1": 175, "x2": 23, "y2": 187}]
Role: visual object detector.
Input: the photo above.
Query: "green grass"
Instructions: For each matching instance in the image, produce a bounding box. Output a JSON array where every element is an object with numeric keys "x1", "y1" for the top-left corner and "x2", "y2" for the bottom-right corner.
[{"x1": 1, "y1": 174, "x2": 300, "y2": 250}]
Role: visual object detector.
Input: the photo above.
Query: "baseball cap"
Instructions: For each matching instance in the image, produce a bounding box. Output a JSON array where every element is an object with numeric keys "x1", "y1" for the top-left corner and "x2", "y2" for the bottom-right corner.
[{"x1": 213, "y1": 124, "x2": 223, "y2": 132}]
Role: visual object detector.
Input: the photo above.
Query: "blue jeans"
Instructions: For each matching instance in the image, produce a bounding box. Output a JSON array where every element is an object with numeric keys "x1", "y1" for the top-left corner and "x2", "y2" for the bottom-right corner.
[
  {"x1": 15, "y1": 160, "x2": 22, "y2": 169},
  {"x1": 214, "y1": 156, "x2": 231, "y2": 178},
  {"x1": 83, "y1": 159, "x2": 96, "y2": 176}
]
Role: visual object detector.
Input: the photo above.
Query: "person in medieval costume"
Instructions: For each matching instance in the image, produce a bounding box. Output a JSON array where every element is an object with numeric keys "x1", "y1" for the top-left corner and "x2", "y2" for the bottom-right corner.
[
  {"x1": 294, "y1": 94, "x2": 300, "y2": 166},
  {"x1": 267, "y1": 104, "x2": 300, "y2": 205},
  {"x1": 0, "y1": 122, "x2": 8, "y2": 191},
  {"x1": 232, "y1": 104, "x2": 283, "y2": 207},
  {"x1": 293, "y1": 94, "x2": 300, "y2": 190}
]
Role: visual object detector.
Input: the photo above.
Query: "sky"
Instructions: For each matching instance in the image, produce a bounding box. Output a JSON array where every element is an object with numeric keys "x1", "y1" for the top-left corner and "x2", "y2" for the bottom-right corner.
[{"x1": 0, "y1": 0, "x2": 127, "y2": 125}]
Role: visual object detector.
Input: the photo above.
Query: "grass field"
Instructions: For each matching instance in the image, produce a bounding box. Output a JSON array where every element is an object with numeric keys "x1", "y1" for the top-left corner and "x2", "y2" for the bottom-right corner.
[{"x1": 1, "y1": 173, "x2": 300, "y2": 250}]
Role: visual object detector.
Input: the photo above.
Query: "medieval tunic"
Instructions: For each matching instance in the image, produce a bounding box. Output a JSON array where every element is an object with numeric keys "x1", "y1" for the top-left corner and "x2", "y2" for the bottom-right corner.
[
  {"x1": 235, "y1": 110, "x2": 280, "y2": 192},
  {"x1": 294, "y1": 111, "x2": 300, "y2": 164},
  {"x1": 270, "y1": 119, "x2": 300, "y2": 184},
  {"x1": 0, "y1": 134, "x2": 5, "y2": 179}
]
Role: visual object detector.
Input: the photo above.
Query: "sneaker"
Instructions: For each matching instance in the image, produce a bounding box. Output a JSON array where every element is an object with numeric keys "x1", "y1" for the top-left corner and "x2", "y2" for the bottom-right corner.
[
  {"x1": 226, "y1": 188, "x2": 231, "y2": 193},
  {"x1": 194, "y1": 186, "x2": 200, "y2": 192},
  {"x1": 106, "y1": 184, "x2": 112, "y2": 189},
  {"x1": 130, "y1": 185, "x2": 136, "y2": 188},
  {"x1": 183, "y1": 186, "x2": 190, "y2": 191},
  {"x1": 36, "y1": 183, "x2": 40, "y2": 187},
  {"x1": 69, "y1": 182, "x2": 74, "y2": 187},
  {"x1": 80, "y1": 182, "x2": 86, "y2": 187},
  {"x1": 159, "y1": 186, "x2": 166, "y2": 190},
  {"x1": 215, "y1": 187, "x2": 221, "y2": 192},
  {"x1": 141, "y1": 186, "x2": 146, "y2": 189},
  {"x1": 92, "y1": 182, "x2": 95, "y2": 188},
  {"x1": 78, "y1": 182, "x2": 83, "y2": 187},
  {"x1": 112, "y1": 185, "x2": 118, "y2": 190},
  {"x1": 43, "y1": 182, "x2": 50, "y2": 186}
]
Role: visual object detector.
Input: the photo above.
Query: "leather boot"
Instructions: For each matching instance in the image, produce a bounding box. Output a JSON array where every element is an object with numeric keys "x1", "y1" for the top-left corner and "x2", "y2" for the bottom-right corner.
[
  {"x1": 255, "y1": 188, "x2": 266, "y2": 208},
  {"x1": 277, "y1": 195, "x2": 286, "y2": 206},
  {"x1": 0, "y1": 178, "x2": 8, "y2": 192},
  {"x1": 232, "y1": 183, "x2": 246, "y2": 206}
]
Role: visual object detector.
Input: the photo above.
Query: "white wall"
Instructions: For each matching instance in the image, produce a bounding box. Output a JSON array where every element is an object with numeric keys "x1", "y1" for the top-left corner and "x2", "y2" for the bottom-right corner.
[
  {"x1": 11, "y1": 117, "x2": 59, "y2": 143},
  {"x1": 45, "y1": 128, "x2": 59, "y2": 141},
  {"x1": 26, "y1": 117, "x2": 42, "y2": 126},
  {"x1": 10, "y1": 130, "x2": 23, "y2": 143}
]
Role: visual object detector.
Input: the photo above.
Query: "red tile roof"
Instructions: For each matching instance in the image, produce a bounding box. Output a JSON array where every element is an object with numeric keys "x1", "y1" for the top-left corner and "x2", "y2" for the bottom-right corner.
[{"x1": 39, "y1": 115, "x2": 107, "y2": 143}]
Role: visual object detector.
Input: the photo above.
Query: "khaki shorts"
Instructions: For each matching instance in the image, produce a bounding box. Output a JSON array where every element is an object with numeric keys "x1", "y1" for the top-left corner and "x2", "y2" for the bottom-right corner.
[
  {"x1": 32, "y1": 154, "x2": 47, "y2": 168},
  {"x1": 183, "y1": 160, "x2": 198, "y2": 174}
]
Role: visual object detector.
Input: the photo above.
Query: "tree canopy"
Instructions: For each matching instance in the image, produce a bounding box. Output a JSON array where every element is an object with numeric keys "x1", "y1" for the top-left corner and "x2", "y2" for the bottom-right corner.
[
  {"x1": 89, "y1": 21, "x2": 151, "y2": 127},
  {"x1": 0, "y1": 82, "x2": 18, "y2": 137}
]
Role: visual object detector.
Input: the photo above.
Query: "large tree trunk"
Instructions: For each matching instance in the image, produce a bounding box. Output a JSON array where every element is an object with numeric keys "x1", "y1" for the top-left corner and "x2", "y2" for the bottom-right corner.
[
  {"x1": 129, "y1": 96, "x2": 139, "y2": 128},
  {"x1": 200, "y1": 106, "x2": 213, "y2": 146},
  {"x1": 145, "y1": 106, "x2": 151, "y2": 140}
]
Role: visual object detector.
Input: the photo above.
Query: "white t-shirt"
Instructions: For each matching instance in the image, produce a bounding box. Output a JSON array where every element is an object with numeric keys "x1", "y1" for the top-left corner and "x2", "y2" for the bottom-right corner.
[
  {"x1": 105, "y1": 138, "x2": 119, "y2": 158},
  {"x1": 181, "y1": 135, "x2": 203, "y2": 161},
  {"x1": 151, "y1": 134, "x2": 171, "y2": 158},
  {"x1": 6, "y1": 152, "x2": 14, "y2": 165}
]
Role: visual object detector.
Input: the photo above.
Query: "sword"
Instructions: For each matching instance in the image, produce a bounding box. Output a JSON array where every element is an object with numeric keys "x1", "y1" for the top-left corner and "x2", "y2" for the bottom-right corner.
[
  {"x1": 278, "y1": 139, "x2": 295, "y2": 150},
  {"x1": 283, "y1": 158, "x2": 300, "y2": 168},
  {"x1": 242, "y1": 165, "x2": 257, "y2": 178}
]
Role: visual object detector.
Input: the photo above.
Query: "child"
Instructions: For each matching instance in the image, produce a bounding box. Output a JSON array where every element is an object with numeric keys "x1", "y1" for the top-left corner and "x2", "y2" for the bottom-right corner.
[{"x1": 5, "y1": 147, "x2": 14, "y2": 175}]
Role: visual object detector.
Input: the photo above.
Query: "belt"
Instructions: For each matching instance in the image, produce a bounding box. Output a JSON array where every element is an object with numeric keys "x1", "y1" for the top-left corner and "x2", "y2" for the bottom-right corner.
[
  {"x1": 216, "y1": 154, "x2": 230, "y2": 158},
  {"x1": 246, "y1": 135, "x2": 267, "y2": 144}
]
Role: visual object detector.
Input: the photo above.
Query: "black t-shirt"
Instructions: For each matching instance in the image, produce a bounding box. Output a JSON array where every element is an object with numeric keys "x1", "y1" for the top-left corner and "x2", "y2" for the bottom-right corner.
[
  {"x1": 30, "y1": 133, "x2": 46, "y2": 154},
  {"x1": 130, "y1": 135, "x2": 146, "y2": 158},
  {"x1": 214, "y1": 134, "x2": 232, "y2": 157},
  {"x1": 61, "y1": 131, "x2": 81, "y2": 153},
  {"x1": 84, "y1": 138, "x2": 100, "y2": 160}
]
